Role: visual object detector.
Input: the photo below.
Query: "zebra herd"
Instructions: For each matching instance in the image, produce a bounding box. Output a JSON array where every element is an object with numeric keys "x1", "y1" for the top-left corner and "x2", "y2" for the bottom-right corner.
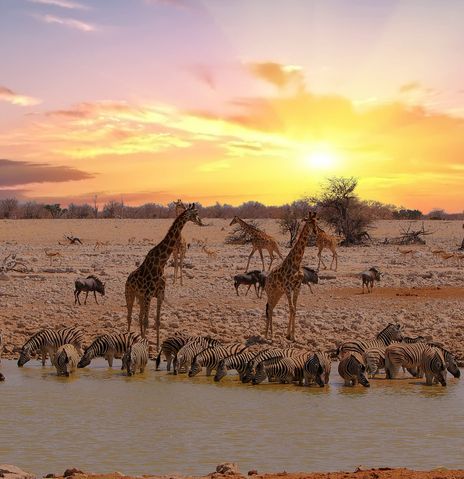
[{"x1": 2, "y1": 323, "x2": 460, "y2": 388}]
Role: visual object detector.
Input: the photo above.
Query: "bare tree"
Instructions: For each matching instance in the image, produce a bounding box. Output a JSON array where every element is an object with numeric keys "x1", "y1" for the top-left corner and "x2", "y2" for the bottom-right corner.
[
  {"x1": 277, "y1": 200, "x2": 309, "y2": 247},
  {"x1": 307, "y1": 177, "x2": 373, "y2": 246},
  {"x1": 0, "y1": 198, "x2": 18, "y2": 219}
]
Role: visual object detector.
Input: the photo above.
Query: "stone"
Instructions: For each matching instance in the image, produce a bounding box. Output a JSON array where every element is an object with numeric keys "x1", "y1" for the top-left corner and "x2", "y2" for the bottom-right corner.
[
  {"x1": 0, "y1": 465, "x2": 36, "y2": 479},
  {"x1": 215, "y1": 463, "x2": 240, "y2": 475},
  {"x1": 63, "y1": 469, "x2": 83, "y2": 477}
]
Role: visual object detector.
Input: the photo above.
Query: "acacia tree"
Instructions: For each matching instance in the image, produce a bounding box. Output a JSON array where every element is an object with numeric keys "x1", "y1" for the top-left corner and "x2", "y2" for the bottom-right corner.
[{"x1": 307, "y1": 177, "x2": 373, "y2": 246}]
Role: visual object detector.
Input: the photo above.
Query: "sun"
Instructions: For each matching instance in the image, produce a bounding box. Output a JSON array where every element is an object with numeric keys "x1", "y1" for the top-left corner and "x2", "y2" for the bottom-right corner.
[{"x1": 301, "y1": 144, "x2": 339, "y2": 171}]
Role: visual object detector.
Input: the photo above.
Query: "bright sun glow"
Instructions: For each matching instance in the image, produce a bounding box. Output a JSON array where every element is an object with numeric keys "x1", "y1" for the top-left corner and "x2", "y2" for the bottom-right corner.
[{"x1": 302, "y1": 144, "x2": 339, "y2": 170}]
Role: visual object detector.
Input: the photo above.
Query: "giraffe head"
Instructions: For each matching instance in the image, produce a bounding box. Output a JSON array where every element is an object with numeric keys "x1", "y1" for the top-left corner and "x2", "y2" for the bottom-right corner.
[
  {"x1": 302, "y1": 211, "x2": 317, "y2": 229},
  {"x1": 181, "y1": 203, "x2": 203, "y2": 226},
  {"x1": 229, "y1": 216, "x2": 239, "y2": 227}
]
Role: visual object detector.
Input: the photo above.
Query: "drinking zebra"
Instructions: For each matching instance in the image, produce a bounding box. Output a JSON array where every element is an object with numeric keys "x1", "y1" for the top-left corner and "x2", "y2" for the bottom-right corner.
[
  {"x1": 214, "y1": 349, "x2": 268, "y2": 382},
  {"x1": 54, "y1": 344, "x2": 81, "y2": 377},
  {"x1": 77, "y1": 332, "x2": 142, "y2": 368},
  {"x1": 384, "y1": 342, "x2": 439, "y2": 379},
  {"x1": 303, "y1": 352, "x2": 332, "y2": 387},
  {"x1": 122, "y1": 339, "x2": 150, "y2": 376},
  {"x1": 188, "y1": 343, "x2": 248, "y2": 377},
  {"x1": 173, "y1": 336, "x2": 222, "y2": 374},
  {"x1": 18, "y1": 327, "x2": 84, "y2": 367},
  {"x1": 242, "y1": 347, "x2": 303, "y2": 383},
  {"x1": 252, "y1": 357, "x2": 296, "y2": 385},
  {"x1": 338, "y1": 352, "x2": 370, "y2": 387},
  {"x1": 338, "y1": 323, "x2": 403, "y2": 358},
  {"x1": 421, "y1": 346, "x2": 447, "y2": 386},
  {"x1": 155, "y1": 333, "x2": 197, "y2": 371},
  {"x1": 427, "y1": 343, "x2": 460, "y2": 379},
  {"x1": 362, "y1": 347, "x2": 386, "y2": 378}
]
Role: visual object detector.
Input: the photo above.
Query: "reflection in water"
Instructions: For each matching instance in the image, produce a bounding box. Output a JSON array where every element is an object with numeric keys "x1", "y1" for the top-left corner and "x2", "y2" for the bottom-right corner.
[{"x1": 0, "y1": 359, "x2": 463, "y2": 476}]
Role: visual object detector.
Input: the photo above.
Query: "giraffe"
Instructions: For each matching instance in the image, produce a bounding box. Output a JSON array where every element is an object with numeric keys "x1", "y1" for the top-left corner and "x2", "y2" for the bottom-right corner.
[
  {"x1": 229, "y1": 216, "x2": 283, "y2": 271},
  {"x1": 311, "y1": 221, "x2": 338, "y2": 271},
  {"x1": 172, "y1": 199, "x2": 188, "y2": 285},
  {"x1": 263, "y1": 212, "x2": 317, "y2": 341},
  {"x1": 125, "y1": 204, "x2": 202, "y2": 350}
]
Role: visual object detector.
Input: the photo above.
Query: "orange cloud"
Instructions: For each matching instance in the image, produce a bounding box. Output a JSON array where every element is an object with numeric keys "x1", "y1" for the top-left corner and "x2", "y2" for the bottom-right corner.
[
  {"x1": 248, "y1": 62, "x2": 305, "y2": 90},
  {"x1": 0, "y1": 86, "x2": 41, "y2": 106}
]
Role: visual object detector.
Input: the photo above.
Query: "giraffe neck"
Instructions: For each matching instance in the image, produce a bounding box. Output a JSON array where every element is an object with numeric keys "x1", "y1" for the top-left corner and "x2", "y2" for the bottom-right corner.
[
  {"x1": 145, "y1": 213, "x2": 189, "y2": 269},
  {"x1": 283, "y1": 220, "x2": 312, "y2": 270},
  {"x1": 236, "y1": 217, "x2": 262, "y2": 237}
]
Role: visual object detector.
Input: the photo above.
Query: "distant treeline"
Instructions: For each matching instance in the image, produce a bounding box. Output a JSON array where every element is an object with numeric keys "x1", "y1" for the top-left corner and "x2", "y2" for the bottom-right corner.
[{"x1": 0, "y1": 197, "x2": 462, "y2": 220}]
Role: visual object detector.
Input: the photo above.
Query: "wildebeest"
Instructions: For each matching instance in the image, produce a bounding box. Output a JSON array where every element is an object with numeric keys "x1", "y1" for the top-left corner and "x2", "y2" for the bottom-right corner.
[
  {"x1": 233, "y1": 270, "x2": 266, "y2": 298},
  {"x1": 301, "y1": 266, "x2": 318, "y2": 293},
  {"x1": 361, "y1": 267, "x2": 381, "y2": 293},
  {"x1": 74, "y1": 275, "x2": 105, "y2": 305}
]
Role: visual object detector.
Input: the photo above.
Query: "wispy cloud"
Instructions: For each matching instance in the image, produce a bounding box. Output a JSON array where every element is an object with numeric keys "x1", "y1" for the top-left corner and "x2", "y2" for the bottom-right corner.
[
  {"x1": 39, "y1": 14, "x2": 96, "y2": 32},
  {"x1": 0, "y1": 86, "x2": 42, "y2": 106},
  {"x1": 28, "y1": 0, "x2": 89, "y2": 10},
  {"x1": 248, "y1": 61, "x2": 305, "y2": 90},
  {"x1": 0, "y1": 159, "x2": 94, "y2": 187}
]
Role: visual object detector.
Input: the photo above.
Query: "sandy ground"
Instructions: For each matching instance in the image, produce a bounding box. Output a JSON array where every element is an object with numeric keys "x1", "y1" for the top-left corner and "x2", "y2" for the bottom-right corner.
[
  {"x1": 47, "y1": 469, "x2": 464, "y2": 479},
  {"x1": 0, "y1": 219, "x2": 463, "y2": 361}
]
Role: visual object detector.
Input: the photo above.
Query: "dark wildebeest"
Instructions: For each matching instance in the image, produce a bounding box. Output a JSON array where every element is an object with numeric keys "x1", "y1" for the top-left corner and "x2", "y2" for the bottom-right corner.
[
  {"x1": 301, "y1": 266, "x2": 318, "y2": 293},
  {"x1": 233, "y1": 270, "x2": 263, "y2": 298},
  {"x1": 361, "y1": 267, "x2": 381, "y2": 293},
  {"x1": 74, "y1": 275, "x2": 105, "y2": 305}
]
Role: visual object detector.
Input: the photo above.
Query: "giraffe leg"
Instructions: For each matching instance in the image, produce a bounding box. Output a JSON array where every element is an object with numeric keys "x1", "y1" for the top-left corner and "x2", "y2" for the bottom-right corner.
[
  {"x1": 155, "y1": 281, "x2": 165, "y2": 351},
  {"x1": 173, "y1": 252, "x2": 178, "y2": 284},
  {"x1": 264, "y1": 302, "x2": 274, "y2": 339},
  {"x1": 258, "y1": 248, "x2": 265, "y2": 271},
  {"x1": 179, "y1": 249, "x2": 185, "y2": 286},
  {"x1": 331, "y1": 250, "x2": 338, "y2": 271},
  {"x1": 284, "y1": 289, "x2": 294, "y2": 341},
  {"x1": 139, "y1": 297, "x2": 150, "y2": 338},
  {"x1": 289, "y1": 285, "x2": 302, "y2": 341},
  {"x1": 125, "y1": 285, "x2": 135, "y2": 332},
  {"x1": 318, "y1": 248, "x2": 328, "y2": 270},
  {"x1": 245, "y1": 247, "x2": 257, "y2": 271},
  {"x1": 268, "y1": 250, "x2": 274, "y2": 271}
]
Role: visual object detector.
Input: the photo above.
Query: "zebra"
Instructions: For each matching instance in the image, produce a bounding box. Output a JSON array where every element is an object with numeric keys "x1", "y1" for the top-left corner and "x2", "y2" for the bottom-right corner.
[
  {"x1": 421, "y1": 346, "x2": 447, "y2": 386},
  {"x1": 54, "y1": 344, "x2": 81, "y2": 377},
  {"x1": 362, "y1": 347, "x2": 386, "y2": 378},
  {"x1": 403, "y1": 335, "x2": 427, "y2": 343},
  {"x1": 74, "y1": 275, "x2": 105, "y2": 305},
  {"x1": 122, "y1": 339, "x2": 150, "y2": 376},
  {"x1": 214, "y1": 349, "x2": 265, "y2": 382},
  {"x1": 287, "y1": 350, "x2": 312, "y2": 385},
  {"x1": 242, "y1": 347, "x2": 303, "y2": 383},
  {"x1": 18, "y1": 327, "x2": 84, "y2": 367},
  {"x1": 384, "y1": 342, "x2": 431, "y2": 379},
  {"x1": 155, "y1": 333, "x2": 196, "y2": 371},
  {"x1": 77, "y1": 332, "x2": 142, "y2": 368},
  {"x1": 304, "y1": 352, "x2": 332, "y2": 387},
  {"x1": 338, "y1": 353, "x2": 370, "y2": 387},
  {"x1": 173, "y1": 336, "x2": 222, "y2": 375},
  {"x1": 188, "y1": 343, "x2": 248, "y2": 377},
  {"x1": 427, "y1": 343, "x2": 460, "y2": 379},
  {"x1": 252, "y1": 357, "x2": 296, "y2": 385},
  {"x1": 338, "y1": 323, "x2": 403, "y2": 358}
]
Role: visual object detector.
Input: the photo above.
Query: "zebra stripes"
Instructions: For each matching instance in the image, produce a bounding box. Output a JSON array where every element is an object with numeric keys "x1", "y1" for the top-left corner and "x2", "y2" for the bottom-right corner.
[
  {"x1": 338, "y1": 323, "x2": 403, "y2": 358},
  {"x1": 214, "y1": 349, "x2": 264, "y2": 382},
  {"x1": 174, "y1": 337, "x2": 222, "y2": 374},
  {"x1": 18, "y1": 327, "x2": 84, "y2": 367},
  {"x1": 155, "y1": 333, "x2": 195, "y2": 371},
  {"x1": 304, "y1": 352, "x2": 332, "y2": 387},
  {"x1": 362, "y1": 347, "x2": 386, "y2": 378},
  {"x1": 421, "y1": 346, "x2": 447, "y2": 386},
  {"x1": 188, "y1": 343, "x2": 248, "y2": 377},
  {"x1": 54, "y1": 344, "x2": 81, "y2": 377},
  {"x1": 384, "y1": 342, "x2": 430, "y2": 379},
  {"x1": 77, "y1": 332, "x2": 142, "y2": 368},
  {"x1": 122, "y1": 339, "x2": 150, "y2": 376},
  {"x1": 428, "y1": 343, "x2": 460, "y2": 379},
  {"x1": 252, "y1": 357, "x2": 296, "y2": 385},
  {"x1": 338, "y1": 353, "x2": 370, "y2": 387}
]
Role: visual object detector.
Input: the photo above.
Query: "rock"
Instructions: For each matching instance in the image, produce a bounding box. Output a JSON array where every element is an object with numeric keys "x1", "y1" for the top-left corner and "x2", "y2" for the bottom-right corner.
[
  {"x1": 247, "y1": 470, "x2": 258, "y2": 476},
  {"x1": 0, "y1": 465, "x2": 36, "y2": 479},
  {"x1": 215, "y1": 463, "x2": 240, "y2": 475},
  {"x1": 63, "y1": 468, "x2": 83, "y2": 477}
]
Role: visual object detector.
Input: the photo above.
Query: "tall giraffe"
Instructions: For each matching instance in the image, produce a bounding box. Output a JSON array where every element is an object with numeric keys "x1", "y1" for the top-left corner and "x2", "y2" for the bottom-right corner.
[
  {"x1": 125, "y1": 204, "x2": 202, "y2": 350},
  {"x1": 229, "y1": 216, "x2": 283, "y2": 271},
  {"x1": 311, "y1": 221, "x2": 338, "y2": 271},
  {"x1": 263, "y1": 212, "x2": 316, "y2": 341},
  {"x1": 172, "y1": 199, "x2": 188, "y2": 285}
]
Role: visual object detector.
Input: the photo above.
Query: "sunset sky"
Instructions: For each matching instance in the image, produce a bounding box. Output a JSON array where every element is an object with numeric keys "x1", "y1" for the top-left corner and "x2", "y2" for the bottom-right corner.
[{"x1": 1, "y1": 0, "x2": 463, "y2": 212}]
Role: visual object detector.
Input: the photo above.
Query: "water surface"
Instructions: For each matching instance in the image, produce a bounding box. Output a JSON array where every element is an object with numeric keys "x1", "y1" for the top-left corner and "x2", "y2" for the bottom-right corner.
[{"x1": 0, "y1": 359, "x2": 463, "y2": 476}]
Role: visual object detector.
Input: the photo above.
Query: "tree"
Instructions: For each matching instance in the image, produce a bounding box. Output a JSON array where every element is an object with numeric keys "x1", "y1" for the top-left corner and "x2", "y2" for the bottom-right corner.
[
  {"x1": 102, "y1": 200, "x2": 124, "y2": 218},
  {"x1": 44, "y1": 203, "x2": 63, "y2": 219},
  {"x1": 0, "y1": 198, "x2": 18, "y2": 218},
  {"x1": 307, "y1": 177, "x2": 373, "y2": 246},
  {"x1": 277, "y1": 200, "x2": 309, "y2": 247}
]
